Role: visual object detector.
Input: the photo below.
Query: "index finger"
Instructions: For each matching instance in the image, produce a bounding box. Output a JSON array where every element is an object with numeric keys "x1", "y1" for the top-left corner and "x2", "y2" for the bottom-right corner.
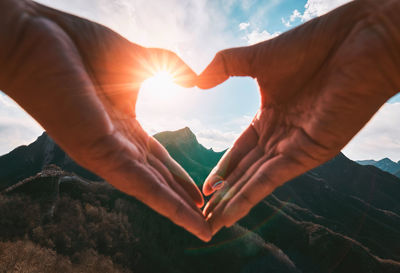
[{"x1": 197, "y1": 46, "x2": 257, "y2": 89}]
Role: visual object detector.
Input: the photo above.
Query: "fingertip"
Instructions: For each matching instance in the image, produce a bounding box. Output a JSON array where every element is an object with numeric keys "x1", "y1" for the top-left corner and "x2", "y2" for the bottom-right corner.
[
  {"x1": 196, "y1": 196, "x2": 205, "y2": 208},
  {"x1": 202, "y1": 182, "x2": 215, "y2": 196},
  {"x1": 203, "y1": 174, "x2": 224, "y2": 196},
  {"x1": 197, "y1": 52, "x2": 229, "y2": 89},
  {"x1": 202, "y1": 202, "x2": 211, "y2": 217},
  {"x1": 200, "y1": 230, "x2": 213, "y2": 242},
  {"x1": 174, "y1": 65, "x2": 198, "y2": 89},
  {"x1": 196, "y1": 75, "x2": 228, "y2": 90}
]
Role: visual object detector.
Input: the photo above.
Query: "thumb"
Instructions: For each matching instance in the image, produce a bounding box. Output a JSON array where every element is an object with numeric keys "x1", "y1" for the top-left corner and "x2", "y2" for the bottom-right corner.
[{"x1": 197, "y1": 46, "x2": 257, "y2": 89}]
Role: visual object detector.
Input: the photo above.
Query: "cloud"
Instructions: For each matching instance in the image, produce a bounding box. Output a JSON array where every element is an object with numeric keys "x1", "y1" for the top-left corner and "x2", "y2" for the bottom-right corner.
[
  {"x1": 0, "y1": 93, "x2": 43, "y2": 155},
  {"x1": 239, "y1": 22, "x2": 280, "y2": 45},
  {"x1": 281, "y1": 9, "x2": 301, "y2": 27},
  {"x1": 137, "y1": 109, "x2": 252, "y2": 152},
  {"x1": 343, "y1": 103, "x2": 400, "y2": 161},
  {"x1": 302, "y1": 0, "x2": 352, "y2": 21},
  {"x1": 239, "y1": 22, "x2": 250, "y2": 30},
  {"x1": 35, "y1": 0, "x2": 239, "y2": 72},
  {"x1": 2, "y1": 0, "x2": 256, "y2": 155},
  {"x1": 244, "y1": 29, "x2": 280, "y2": 45},
  {"x1": 282, "y1": 0, "x2": 352, "y2": 27}
]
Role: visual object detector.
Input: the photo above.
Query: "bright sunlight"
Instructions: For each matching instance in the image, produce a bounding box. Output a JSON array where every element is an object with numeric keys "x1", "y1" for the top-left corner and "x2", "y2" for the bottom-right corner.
[
  {"x1": 140, "y1": 70, "x2": 179, "y2": 100},
  {"x1": 136, "y1": 69, "x2": 196, "y2": 131}
]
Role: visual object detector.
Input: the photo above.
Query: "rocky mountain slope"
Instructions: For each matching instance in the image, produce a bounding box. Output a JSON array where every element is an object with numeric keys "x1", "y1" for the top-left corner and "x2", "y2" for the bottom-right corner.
[{"x1": 0, "y1": 128, "x2": 399, "y2": 273}]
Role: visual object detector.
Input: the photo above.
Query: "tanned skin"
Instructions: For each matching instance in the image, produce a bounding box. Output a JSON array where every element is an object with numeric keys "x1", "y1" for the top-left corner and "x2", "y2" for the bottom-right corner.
[
  {"x1": 0, "y1": 0, "x2": 399, "y2": 240},
  {"x1": 198, "y1": 0, "x2": 400, "y2": 235},
  {"x1": 0, "y1": 0, "x2": 211, "y2": 241}
]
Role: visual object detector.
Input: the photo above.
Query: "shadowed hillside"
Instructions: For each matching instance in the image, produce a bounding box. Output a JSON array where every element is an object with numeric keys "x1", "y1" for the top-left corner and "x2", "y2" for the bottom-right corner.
[
  {"x1": 0, "y1": 132, "x2": 101, "y2": 190},
  {"x1": 0, "y1": 128, "x2": 399, "y2": 273}
]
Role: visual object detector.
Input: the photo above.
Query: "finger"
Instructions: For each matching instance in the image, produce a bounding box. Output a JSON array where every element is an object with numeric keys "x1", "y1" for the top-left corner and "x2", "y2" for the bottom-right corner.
[
  {"x1": 148, "y1": 137, "x2": 204, "y2": 207},
  {"x1": 197, "y1": 45, "x2": 257, "y2": 89},
  {"x1": 221, "y1": 154, "x2": 307, "y2": 229},
  {"x1": 207, "y1": 155, "x2": 268, "y2": 235},
  {"x1": 77, "y1": 126, "x2": 211, "y2": 241},
  {"x1": 202, "y1": 146, "x2": 264, "y2": 217},
  {"x1": 144, "y1": 48, "x2": 197, "y2": 88},
  {"x1": 203, "y1": 125, "x2": 258, "y2": 196},
  {"x1": 146, "y1": 154, "x2": 203, "y2": 214},
  {"x1": 95, "y1": 150, "x2": 212, "y2": 242}
]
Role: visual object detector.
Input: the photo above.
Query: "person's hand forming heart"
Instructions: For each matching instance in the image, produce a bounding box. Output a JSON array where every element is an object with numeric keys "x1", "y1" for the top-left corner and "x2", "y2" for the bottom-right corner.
[
  {"x1": 0, "y1": 0, "x2": 211, "y2": 241},
  {"x1": 197, "y1": 0, "x2": 400, "y2": 235}
]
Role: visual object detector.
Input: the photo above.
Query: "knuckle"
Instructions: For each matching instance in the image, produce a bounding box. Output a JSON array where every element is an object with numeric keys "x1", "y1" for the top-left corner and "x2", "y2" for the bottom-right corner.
[
  {"x1": 237, "y1": 191, "x2": 254, "y2": 207},
  {"x1": 173, "y1": 201, "x2": 186, "y2": 220},
  {"x1": 256, "y1": 170, "x2": 271, "y2": 188}
]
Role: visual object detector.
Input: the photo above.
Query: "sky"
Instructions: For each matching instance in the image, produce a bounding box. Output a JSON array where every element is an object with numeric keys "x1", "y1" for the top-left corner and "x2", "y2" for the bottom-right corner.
[{"x1": 0, "y1": 0, "x2": 399, "y2": 162}]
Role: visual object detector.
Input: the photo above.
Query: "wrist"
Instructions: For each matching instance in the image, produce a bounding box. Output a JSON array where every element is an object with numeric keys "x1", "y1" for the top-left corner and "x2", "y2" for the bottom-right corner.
[
  {"x1": 0, "y1": 0, "x2": 33, "y2": 90},
  {"x1": 370, "y1": 0, "x2": 400, "y2": 96}
]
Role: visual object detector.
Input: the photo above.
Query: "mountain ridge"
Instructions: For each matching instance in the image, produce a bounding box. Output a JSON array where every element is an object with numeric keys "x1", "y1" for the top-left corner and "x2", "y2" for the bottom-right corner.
[
  {"x1": 0, "y1": 128, "x2": 400, "y2": 273},
  {"x1": 357, "y1": 157, "x2": 400, "y2": 178}
]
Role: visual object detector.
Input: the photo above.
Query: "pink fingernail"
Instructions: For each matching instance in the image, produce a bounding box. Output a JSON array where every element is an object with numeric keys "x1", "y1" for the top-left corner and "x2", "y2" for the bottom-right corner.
[{"x1": 212, "y1": 180, "x2": 224, "y2": 190}]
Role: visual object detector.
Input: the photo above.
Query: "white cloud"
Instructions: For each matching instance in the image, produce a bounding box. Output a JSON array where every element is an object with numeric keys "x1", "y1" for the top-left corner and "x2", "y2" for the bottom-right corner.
[
  {"x1": 0, "y1": 93, "x2": 43, "y2": 155},
  {"x1": 239, "y1": 22, "x2": 250, "y2": 30},
  {"x1": 244, "y1": 29, "x2": 280, "y2": 45},
  {"x1": 281, "y1": 9, "x2": 301, "y2": 27},
  {"x1": 281, "y1": 17, "x2": 291, "y2": 27},
  {"x1": 34, "y1": 0, "x2": 239, "y2": 73},
  {"x1": 290, "y1": 9, "x2": 302, "y2": 21},
  {"x1": 138, "y1": 112, "x2": 252, "y2": 152},
  {"x1": 302, "y1": 0, "x2": 352, "y2": 21},
  {"x1": 282, "y1": 0, "x2": 352, "y2": 27},
  {"x1": 239, "y1": 20, "x2": 280, "y2": 45},
  {"x1": 343, "y1": 102, "x2": 400, "y2": 162},
  {"x1": 0, "y1": 0, "x2": 248, "y2": 155}
]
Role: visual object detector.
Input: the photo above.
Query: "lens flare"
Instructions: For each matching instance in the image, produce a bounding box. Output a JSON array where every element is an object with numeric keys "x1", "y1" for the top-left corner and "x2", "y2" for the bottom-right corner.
[{"x1": 140, "y1": 70, "x2": 183, "y2": 101}]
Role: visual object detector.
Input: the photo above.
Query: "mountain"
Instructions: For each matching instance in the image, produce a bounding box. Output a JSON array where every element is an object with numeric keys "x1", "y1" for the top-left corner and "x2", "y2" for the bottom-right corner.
[
  {"x1": 0, "y1": 128, "x2": 400, "y2": 273},
  {"x1": 0, "y1": 132, "x2": 101, "y2": 190},
  {"x1": 357, "y1": 158, "x2": 400, "y2": 178},
  {"x1": 0, "y1": 128, "x2": 224, "y2": 190},
  {"x1": 154, "y1": 127, "x2": 225, "y2": 185}
]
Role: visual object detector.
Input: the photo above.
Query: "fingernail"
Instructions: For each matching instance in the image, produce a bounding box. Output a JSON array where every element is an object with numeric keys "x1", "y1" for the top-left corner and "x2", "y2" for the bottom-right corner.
[{"x1": 212, "y1": 180, "x2": 224, "y2": 190}]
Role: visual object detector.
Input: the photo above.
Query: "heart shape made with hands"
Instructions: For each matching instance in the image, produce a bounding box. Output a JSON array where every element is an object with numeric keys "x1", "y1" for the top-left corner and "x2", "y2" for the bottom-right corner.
[{"x1": 16, "y1": 0, "x2": 399, "y2": 242}]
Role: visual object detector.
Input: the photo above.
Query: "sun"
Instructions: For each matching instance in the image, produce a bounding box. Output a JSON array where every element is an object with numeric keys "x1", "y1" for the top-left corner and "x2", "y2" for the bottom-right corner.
[
  {"x1": 145, "y1": 71, "x2": 175, "y2": 90},
  {"x1": 140, "y1": 70, "x2": 182, "y2": 101}
]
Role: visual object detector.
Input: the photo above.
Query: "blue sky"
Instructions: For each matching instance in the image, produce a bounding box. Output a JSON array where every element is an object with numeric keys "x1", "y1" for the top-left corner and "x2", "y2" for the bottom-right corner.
[{"x1": 1, "y1": 0, "x2": 400, "y2": 161}]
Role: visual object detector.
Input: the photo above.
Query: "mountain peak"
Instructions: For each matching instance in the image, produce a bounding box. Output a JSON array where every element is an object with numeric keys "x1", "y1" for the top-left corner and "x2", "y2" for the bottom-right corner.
[
  {"x1": 380, "y1": 157, "x2": 395, "y2": 163},
  {"x1": 358, "y1": 157, "x2": 400, "y2": 177},
  {"x1": 153, "y1": 127, "x2": 198, "y2": 146},
  {"x1": 175, "y1": 127, "x2": 196, "y2": 139}
]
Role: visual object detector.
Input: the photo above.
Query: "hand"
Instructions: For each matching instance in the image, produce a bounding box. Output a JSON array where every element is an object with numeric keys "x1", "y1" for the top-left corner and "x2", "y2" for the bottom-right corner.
[
  {"x1": 197, "y1": 0, "x2": 400, "y2": 235},
  {"x1": 0, "y1": 1, "x2": 211, "y2": 241}
]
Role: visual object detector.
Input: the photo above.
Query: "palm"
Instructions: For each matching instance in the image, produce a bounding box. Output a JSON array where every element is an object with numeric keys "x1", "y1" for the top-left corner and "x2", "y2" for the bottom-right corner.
[
  {"x1": 3, "y1": 1, "x2": 210, "y2": 241},
  {"x1": 198, "y1": 0, "x2": 398, "y2": 234}
]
